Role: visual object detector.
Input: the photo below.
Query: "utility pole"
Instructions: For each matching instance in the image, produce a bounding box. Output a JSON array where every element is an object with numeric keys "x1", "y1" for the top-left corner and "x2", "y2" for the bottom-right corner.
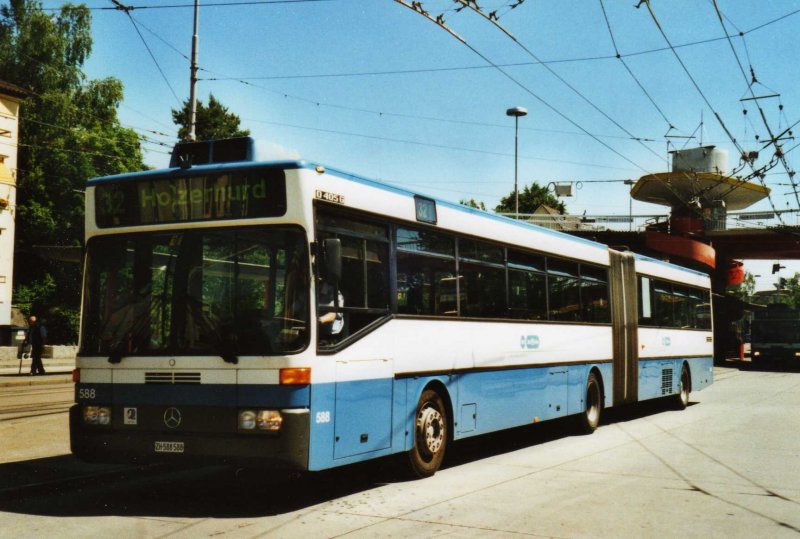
[{"x1": 188, "y1": 0, "x2": 200, "y2": 141}]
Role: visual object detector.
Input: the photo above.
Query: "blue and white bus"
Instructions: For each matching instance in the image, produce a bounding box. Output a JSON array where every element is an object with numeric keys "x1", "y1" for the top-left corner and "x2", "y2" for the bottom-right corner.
[{"x1": 71, "y1": 137, "x2": 714, "y2": 477}]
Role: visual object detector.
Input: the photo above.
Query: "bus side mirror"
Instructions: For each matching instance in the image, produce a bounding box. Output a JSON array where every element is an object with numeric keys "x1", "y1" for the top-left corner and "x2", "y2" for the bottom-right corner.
[{"x1": 322, "y1": 238, "x2": 342, "y2": 283}]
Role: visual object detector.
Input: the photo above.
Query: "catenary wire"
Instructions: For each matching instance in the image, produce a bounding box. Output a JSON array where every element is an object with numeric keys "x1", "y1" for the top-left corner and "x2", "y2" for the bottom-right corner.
[
  {"x1": 112, "y1": 1, "x2": 182, "y2": 104},
  {"x1": 451, "y1": 0, "x2": 667, "y2": 164}
]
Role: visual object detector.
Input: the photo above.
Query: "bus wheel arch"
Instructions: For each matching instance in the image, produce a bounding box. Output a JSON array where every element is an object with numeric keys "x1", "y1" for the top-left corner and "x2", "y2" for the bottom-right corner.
[
  {"x1": 408, "y1": 381, "x2": 451, "y2": 478},
  {"x1": 673, "y1": 362, "x2": 691, "y2": 410},
  {"x1": 578, "y1": 368, "x2": 603, "y2": 434}
]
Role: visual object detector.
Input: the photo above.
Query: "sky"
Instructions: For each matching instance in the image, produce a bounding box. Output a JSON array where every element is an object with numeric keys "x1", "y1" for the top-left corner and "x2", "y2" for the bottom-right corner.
[{"x1": 32, "y1": 0, "x2": 800, "y2": 289}]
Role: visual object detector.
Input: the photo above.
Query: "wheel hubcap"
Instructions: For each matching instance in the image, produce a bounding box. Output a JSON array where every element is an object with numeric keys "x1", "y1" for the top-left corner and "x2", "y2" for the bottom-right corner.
[{"x1": 418, "y1": 405, "x2": 444, "y2": 455}]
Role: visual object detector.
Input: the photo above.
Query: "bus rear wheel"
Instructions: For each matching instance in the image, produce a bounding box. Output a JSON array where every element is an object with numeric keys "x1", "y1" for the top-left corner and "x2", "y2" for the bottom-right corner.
[
  {"x1": 408, "y1": 389, "x2": 448, "y2": 478},
  {"x1": 673, "y1": 364, "x2": 690, "y2": 410},
  {"x1": 578, "y1": 372, "x2": 602, "y2": 434}
]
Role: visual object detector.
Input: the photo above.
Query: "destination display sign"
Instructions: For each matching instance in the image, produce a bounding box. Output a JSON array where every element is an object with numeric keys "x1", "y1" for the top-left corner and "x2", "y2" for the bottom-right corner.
[{"x1": 95, "y1": 170, "x2": 286, "y2": 227}]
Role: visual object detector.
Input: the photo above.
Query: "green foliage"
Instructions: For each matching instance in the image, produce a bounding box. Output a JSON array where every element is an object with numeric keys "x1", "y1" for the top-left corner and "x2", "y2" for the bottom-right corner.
[
  {"x1": 1, "y1": 0, "x2": 146, "y2": 342},
  {"x1": 172, "y1": 93, "x2": 250, "y2": 142},
  {"x1": 459, "y1": 198, "x2": 486, "y2": 211},
  {"x1": 728, "y1": 272, "x2": 756, "y2": 301},
  {"x1": 775, "y1": 273, "x2": 800, "y2": 308},
  {"x1": 495, "y1": 182, "x2": 566, "y2": 215}
]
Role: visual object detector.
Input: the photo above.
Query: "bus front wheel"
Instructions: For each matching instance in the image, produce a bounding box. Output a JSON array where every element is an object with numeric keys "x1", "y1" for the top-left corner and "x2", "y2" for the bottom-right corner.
[
  {"x1": 408, "y1": 389, "x2": 448, "y2": 478},
  {"x1": 578, "y1": 372, "x2": 602, "y2": 434}
]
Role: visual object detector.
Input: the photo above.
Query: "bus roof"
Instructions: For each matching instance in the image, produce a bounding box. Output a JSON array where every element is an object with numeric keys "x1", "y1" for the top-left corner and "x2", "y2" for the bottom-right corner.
[{"x1": 86, "y1": 158, "x2": 708, "y2": 280}]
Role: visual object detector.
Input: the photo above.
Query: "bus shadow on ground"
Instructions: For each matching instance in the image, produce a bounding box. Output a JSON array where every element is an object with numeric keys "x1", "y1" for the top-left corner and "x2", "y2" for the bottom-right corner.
[{"x1": 0, "y1": 398, "x2": 682, "y2": 519}]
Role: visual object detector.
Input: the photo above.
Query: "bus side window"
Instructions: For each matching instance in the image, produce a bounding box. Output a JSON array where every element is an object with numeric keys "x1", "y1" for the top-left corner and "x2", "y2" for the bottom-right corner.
[
  {"x1": 580, "y1": 264, "x2": 610, "y2": 323},
  {"x1": 459, "y1": 238, "x2": 505, "y2": 318},
  {"x1": 653, "y1": 281, "x2": 674, "y2": 327},
  {"x1": 508, "y1": 250, "x2": 547, "y2": 320},
  {"x1": 396, "y1": 228, "x2": 456, "y2": 316},
  {"x1": 548, "y1": 258, "x2": 580, "y2": 322},
  {"x1": 316, "y1": 213, "x2": 390, "y2": 345},
  {"x1": 639, "y1": 276, "x2": 653, "y2": 325}
]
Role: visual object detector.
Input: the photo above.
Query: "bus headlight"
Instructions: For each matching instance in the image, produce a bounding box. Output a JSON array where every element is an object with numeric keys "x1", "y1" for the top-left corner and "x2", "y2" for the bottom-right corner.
[
  {"x1": 257, "y1": 410, "x2": 283, "y2": 431},
  {"x1": 753, "y1": 351, "x2": 760, "y2": 357},
  {"x1": 83, "y1": 405, "x2": 112, "y2": 426},
  {"x1": 238, "y1": 410, "x2": 256, "y2": 430},
  {"x1": 238, "y1": 409, "x2": 283, "y2": 432},
  {"x1": 794, "y1": 352, "x2": 800, "y2": 357}
]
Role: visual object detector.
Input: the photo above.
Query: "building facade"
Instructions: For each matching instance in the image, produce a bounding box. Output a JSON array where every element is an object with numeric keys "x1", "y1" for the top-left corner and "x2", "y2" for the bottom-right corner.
[{"x1": 0, "y1": 81, "x2": 26, "y2": 339}]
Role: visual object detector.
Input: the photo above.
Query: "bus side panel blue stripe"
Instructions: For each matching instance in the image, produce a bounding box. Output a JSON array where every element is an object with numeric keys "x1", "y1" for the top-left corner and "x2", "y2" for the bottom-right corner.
[
  {"x1": 637, "y1": 356, "x2": 713, "y2": 401},
  {"x1": 308, "y1": 382, "x2": 336, "y2": 471},
  {"x1": 687, "y1": 356, "x2": 713, "y2": 391},
  {"x1": 308, "y1": 378, "x2": 409, "y2": 471}
]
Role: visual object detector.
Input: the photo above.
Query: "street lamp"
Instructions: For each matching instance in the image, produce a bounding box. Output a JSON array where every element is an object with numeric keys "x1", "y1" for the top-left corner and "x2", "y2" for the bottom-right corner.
[
  {"x1": 506, "y1": 106, "x2": 528, "y2": 218},
  {"x1": 623, "y1": 179, "x2": 636, "y2": 231}
]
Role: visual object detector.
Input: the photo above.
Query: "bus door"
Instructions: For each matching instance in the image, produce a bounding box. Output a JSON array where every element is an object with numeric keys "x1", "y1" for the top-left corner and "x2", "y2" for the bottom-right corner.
[
  {"x1": 609, "y1": 251, "x2": 639, "y2": 405},
  {"x1": 334, "y1": 358, "x2": 394, "y2": 459}
]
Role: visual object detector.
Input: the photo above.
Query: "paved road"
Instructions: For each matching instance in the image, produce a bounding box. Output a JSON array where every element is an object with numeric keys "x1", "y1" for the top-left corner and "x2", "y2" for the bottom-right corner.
[{"x1": 0, "y1": 365, "x2": 799, "y2": 538}]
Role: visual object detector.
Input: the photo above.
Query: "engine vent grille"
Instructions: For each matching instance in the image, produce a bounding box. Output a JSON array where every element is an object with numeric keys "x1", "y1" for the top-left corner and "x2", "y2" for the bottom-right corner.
[
  {"x1": 661, "y1": 368, "x2": 674, "y2": 395},
  {"x1": 145, "y1": 372, "x2": 201, "y2": 385}
]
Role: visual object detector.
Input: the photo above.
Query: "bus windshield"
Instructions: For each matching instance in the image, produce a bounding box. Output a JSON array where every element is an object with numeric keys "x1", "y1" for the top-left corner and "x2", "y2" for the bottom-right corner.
[{"x1": 80, "y1": 226, "x2": 308, "y2": 358}]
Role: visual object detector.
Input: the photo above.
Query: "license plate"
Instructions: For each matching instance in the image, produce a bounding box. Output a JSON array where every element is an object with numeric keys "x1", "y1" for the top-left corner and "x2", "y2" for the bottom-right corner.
[{"x1": 154, "y1": 441, "x2": 185, "y2": 453}]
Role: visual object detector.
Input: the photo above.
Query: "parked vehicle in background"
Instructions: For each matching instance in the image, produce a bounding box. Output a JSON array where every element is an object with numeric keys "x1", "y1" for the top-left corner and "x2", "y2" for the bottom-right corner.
[{"x1": 751, "y1": 304, "x2": 800, "y2": 364}]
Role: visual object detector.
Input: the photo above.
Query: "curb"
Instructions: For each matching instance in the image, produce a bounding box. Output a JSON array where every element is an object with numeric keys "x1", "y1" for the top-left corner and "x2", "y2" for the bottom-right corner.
[{"x1": 0, "y1": 374, "x2": 73, "y2": 388}]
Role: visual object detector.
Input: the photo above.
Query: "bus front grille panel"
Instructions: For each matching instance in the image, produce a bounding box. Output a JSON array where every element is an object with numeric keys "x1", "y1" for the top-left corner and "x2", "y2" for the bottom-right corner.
[
  {"x1": 661, "y1": 369, "x2": 673, "y2": 395},
  {"x1": 145, "y1": 372, "x2": 202, "y2": 385}
]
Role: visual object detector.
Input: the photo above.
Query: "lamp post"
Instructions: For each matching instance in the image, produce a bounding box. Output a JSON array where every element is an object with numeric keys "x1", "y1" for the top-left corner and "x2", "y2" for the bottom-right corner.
[
  {"x1": 506, "y1": 107, "x2": 528, "y2": 218},
  {"x1": 624, "y1": 178, "x2": 636, "y2": 231}
]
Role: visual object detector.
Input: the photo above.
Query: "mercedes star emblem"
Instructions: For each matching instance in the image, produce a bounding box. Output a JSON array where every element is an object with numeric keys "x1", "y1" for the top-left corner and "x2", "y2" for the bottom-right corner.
[{"x1": 163, "y1": 407, "x2": 182, "y2": 429}]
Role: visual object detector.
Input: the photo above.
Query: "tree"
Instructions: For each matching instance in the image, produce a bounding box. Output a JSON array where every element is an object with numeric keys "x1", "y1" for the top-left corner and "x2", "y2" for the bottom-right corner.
[
  {"x1": 172, "y1": 94, "x2": 250, "y2": 142},
  {"x1": 495, "y1": 181, "x2": 566, "y2": 215},
  {"x1": 459, "y1": 198, "x2": 486, "y2": 211},
  {"x1": 775, "y1": 273, "x2": 800, "y2": 308},
  {"x1": 728, "y1": 272, "x2": 756, "y2": 301},
  {"x1": 1, "y1": 0, "x2": 145, "y2": 342}
]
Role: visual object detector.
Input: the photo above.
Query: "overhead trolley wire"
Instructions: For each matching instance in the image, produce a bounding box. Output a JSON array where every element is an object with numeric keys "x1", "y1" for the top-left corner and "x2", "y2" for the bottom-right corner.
[
  {"x1": 43, "y1": 0, "x2": 335, "y2": 10},
  {"x1": 391, "y1": 0, "x2": 652, "y2": 175},
  {"x1": 204, "y1": 6, "x2": 800, "y2": 80},
  {"x1": 111, "y1": 1, "x2": 182, "y2": 105},
  {"x1": 710, "y1": 0, "x2": 800, "y2": 212},
  {"x1": 598, "y1": 0, "x2": 675, "y2": 133},
  {"x1": 640, "y1": 0, "x2": 786, "y2": 225},
  {"x1": 451, "y1": 0, "x2": 667, "y2": 164},
  {"x1": 244, "y1": 116, "x2": 636, "y2": 171}
]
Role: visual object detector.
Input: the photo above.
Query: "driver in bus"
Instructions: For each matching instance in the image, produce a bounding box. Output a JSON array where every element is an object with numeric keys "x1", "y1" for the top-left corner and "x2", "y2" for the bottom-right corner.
[{"x1": 318, "y1": 280, "x2": 344, "y2": 342}]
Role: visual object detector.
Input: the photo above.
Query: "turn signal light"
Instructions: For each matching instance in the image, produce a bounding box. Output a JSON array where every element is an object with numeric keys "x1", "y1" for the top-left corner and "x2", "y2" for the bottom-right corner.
[{"x1": 280, "y1": 368, "x2": 311, "y2": 385}]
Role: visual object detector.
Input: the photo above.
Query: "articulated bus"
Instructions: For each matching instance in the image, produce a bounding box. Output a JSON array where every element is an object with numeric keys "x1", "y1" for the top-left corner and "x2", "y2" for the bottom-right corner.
[{"x1": 71, "y1": 137, "x2": 714, "y2": 477}]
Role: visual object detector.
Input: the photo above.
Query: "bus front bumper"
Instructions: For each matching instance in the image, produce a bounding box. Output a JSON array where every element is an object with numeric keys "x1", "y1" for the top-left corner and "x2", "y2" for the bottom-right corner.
[{"x1": 69, "y1": 405, "x2": 310, "y2": 469}]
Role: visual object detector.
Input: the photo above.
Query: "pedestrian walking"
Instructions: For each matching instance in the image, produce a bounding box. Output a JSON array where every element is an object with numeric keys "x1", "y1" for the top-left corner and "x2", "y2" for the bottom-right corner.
[{"x1": 24, "y1": 315, "x2": 47, "y2": 375}]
